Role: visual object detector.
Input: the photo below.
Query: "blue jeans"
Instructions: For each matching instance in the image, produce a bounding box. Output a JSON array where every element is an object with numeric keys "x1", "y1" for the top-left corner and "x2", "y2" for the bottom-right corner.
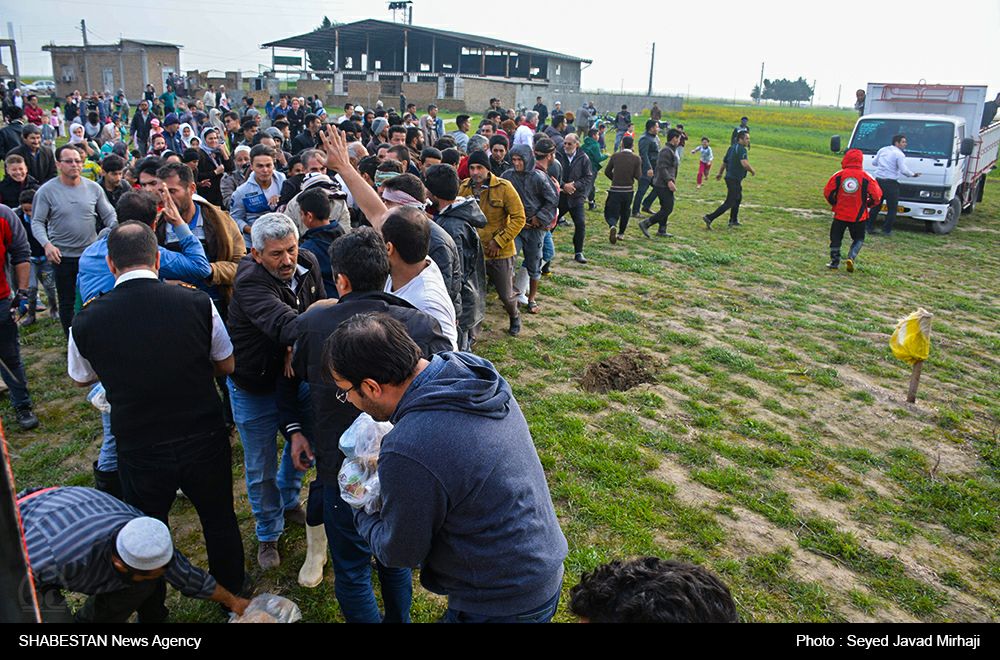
[
  {"x1": 441, "y1": 590, "x2": 561, "y2": 623},
  {"x1": 515, "y1": 227, "x2": 546, "y2": 280},
  {"x1": 0, "y1": 305, "x2": 31, "y2": 410},
  {"x1": 98, "y1": 410, "x2": 117, "y2": 472},
  {"x1": 542, "y1": 231, "x2": 555, "y2": 263},
  {"x1": 229, "y1": 378, "x2": 308, "y2": 542},
  {"x1": 323, "y1": 483, "x2": 412, "y2": 623}
]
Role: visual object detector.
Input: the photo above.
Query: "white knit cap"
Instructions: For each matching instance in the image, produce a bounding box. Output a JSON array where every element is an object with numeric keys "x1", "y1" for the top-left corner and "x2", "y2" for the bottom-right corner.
[{"x1": 116, "y1": 517, "x2": 174, "y2": 570}]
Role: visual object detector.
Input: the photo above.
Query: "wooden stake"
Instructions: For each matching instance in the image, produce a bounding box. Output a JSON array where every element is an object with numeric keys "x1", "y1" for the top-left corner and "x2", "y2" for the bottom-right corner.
[{"x1": 907, "y1": 360, "x2": 924, "y2": 404}]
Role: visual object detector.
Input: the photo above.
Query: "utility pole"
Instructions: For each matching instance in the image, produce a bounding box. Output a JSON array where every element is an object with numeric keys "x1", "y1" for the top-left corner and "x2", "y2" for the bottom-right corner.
[
  {"x1": 836, "y1": 84, "x2": 842, "y2": 108},
  {"x1": 757, "y1": 61, "x2": 764, "y2": 105},
  {"x1": 811, "y1": 79, "x2": 817, "y2": 106},
  {"x1": 647, "y1": 43, "x2": 655, "y2": 96},
  {"x1": 80, "y1": 19, "x2": 91, "y2": 93}
]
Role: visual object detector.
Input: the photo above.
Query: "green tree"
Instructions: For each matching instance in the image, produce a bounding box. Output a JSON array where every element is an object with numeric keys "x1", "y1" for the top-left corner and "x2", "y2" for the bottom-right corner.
[
  {"x1": 305, "y1": 16, "x2": 337, "y2": 72},
  {"x1": 751, "y1": 84, "x2": 762, "y2": 103},
  {"x1": 761, "y1": 77, "x2": 814, "y2": 106}
]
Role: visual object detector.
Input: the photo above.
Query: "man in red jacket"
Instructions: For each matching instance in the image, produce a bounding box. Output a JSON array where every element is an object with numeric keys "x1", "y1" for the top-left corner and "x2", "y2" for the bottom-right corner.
[{"x1": 822, "y1": 149, "x2": 882, "y2": 272}]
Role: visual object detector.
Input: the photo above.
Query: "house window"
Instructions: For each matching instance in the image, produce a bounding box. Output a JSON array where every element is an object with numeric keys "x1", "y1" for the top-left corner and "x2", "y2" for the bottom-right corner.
[{"x1": 555, "y1": 65, "x2": 561, "y2": 76}]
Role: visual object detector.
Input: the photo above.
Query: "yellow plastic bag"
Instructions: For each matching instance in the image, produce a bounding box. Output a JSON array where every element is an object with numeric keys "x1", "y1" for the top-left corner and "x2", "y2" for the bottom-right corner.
[{"x1": 890, "y1": 308, "x2": 933, "y2": 365}]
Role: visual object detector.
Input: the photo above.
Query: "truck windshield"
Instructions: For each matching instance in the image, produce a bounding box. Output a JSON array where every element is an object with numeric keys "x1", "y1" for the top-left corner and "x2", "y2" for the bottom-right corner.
[{"x1": 850, "y1": 119, "x2": 954, "y2": 158}]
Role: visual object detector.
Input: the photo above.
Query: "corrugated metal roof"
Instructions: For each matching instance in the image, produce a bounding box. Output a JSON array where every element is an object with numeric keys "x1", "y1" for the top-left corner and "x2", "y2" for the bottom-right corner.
[{"x1": 262, "y1": 19, "x2": 591, "y2": 64}]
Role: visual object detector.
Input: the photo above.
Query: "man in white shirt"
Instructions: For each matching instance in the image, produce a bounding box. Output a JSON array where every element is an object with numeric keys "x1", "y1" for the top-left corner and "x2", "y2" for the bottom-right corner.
[
  {"x1": 381, "y1": 207, "x2": 459, "y2": 350},
  {"x1": 869, "y1": 134, "x2": 919, "y2": 236}
]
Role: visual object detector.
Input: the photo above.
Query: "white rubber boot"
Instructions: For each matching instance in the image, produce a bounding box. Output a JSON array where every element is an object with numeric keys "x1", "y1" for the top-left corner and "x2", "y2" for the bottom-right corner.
[
  {"x1": 297, "y1": 524, "x2": 328, "y2": 588},
  {"x1": 515, "y1": 266, "x2": 530, "y2": 305}
]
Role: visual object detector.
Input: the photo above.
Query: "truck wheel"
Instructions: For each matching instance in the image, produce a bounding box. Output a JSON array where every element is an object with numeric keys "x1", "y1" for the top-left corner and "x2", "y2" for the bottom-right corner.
[{"x1": 931, "y1": 199, "x2": 961, "y2": 235}]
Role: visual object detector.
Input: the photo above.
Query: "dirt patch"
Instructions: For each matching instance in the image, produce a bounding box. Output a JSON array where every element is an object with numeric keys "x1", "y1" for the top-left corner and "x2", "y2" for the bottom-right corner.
[{"x1": 579, "y1": 349, "x2": 658, "y2": 393}]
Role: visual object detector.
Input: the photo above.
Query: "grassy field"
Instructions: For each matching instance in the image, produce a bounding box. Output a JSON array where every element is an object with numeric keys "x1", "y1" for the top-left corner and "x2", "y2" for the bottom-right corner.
[{"x1": 3, "y1": 104, "x2": 999, "y2": 622}]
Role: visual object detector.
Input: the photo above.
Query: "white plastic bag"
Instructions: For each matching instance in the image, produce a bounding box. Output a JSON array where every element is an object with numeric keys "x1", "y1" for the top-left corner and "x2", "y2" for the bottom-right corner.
[
  {"x1": 338, "y1": 413, "x2": 393, "y2": 459},
  {"x1": 230, "y1": 593, "x2": 302, "y2": 623},
  {"x1": 337, "y1": 413, "x2": 392, "y2": 513}
]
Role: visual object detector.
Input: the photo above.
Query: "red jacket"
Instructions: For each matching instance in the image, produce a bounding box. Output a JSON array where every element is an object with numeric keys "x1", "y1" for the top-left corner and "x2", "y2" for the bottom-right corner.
[
  {"x1": 24, "y1": 103, "x2": 46, "y2": 126},
  {"x1": 823, "y1": 149, "x2": 883, "y2": 223}
]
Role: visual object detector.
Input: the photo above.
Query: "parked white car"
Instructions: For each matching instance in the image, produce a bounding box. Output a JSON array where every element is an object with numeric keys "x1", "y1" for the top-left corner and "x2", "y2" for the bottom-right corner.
[{"x1": 24, "y1": 80, "x2": 56, "y2": 95}]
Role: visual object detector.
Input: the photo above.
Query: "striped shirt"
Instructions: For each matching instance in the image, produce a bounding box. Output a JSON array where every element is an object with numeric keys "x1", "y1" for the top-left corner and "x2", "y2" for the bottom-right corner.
[{"x1": 19, "y1": 487, "x2": 216, "y2": 599}]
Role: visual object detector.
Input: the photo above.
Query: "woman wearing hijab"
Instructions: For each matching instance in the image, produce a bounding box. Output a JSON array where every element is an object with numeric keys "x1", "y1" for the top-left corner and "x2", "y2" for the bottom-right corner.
[
  {"x1": 179, "y1": 122, "x2": 196, "y2": 148},
  {"x1": 196, "y1": 126, "x2": 234, "y2": 207},
  {"x1": 208, "y1": 107, "x2": 224, "y2": 131}
]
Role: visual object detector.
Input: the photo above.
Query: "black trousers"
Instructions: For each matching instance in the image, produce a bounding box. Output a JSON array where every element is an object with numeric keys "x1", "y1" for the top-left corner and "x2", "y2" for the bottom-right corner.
[
  {"x1": 118, "y1": 428, "x2": 245, "y2": 596},
  {"x1": 53, "y1": 256, "x2": 79, "y2": 337},
  {"x1": 706, "y1": 178, "x2": 743, "y2": 224},
  {"x1": 632, "y1": 176, "x2": 652, "y2": 214},
  {"x1": 648, "y1": 186, "x2": 675, "y2": 230},
  {"x1": 39, "y1": 580, "x2": 168, "y2": 623},
  {"x1": 559, "y1": 196, "x2": 587, "y2": 254},
  {"x1": 829, "y1": 219, "x2": 865, "y2": 262},
  {"x1": 869, "y1": 178, "x2": 899, "y2": 233},
  {"x1": 604, "y1": 190, "x2": 634, "y2": 234}
]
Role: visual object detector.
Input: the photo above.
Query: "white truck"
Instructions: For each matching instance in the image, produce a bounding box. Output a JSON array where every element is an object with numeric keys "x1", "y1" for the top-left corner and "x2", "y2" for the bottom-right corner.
[{"x1": 832, "y1": 83, "x2": 999, "y2": 234}]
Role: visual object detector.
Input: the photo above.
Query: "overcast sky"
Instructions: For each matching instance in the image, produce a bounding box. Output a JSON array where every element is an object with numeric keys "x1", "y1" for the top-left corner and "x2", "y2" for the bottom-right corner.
[{"x1": 5, "y1": 0, "x2": 999, "y2": 105}]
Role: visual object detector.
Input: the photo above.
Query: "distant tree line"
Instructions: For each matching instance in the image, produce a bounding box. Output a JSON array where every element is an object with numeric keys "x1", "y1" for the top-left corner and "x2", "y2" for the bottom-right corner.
[{"x1": 751, "y1": 77, "x2": 815, "y2": 106}]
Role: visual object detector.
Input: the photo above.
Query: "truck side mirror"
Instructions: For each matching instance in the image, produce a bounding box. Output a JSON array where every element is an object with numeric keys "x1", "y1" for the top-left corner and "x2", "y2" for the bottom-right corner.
[
  {"x1": 960, "y1": 137, "x2": 974, "y2": 156},
  {"x1": 830, "y1": 135, "x2": 841, "y2": 153}
]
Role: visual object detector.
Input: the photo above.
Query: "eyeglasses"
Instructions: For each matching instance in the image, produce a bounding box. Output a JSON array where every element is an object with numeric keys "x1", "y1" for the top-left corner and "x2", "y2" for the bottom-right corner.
[{"x1": 335, "y1": 384, "x2": 357, "y2": 404}]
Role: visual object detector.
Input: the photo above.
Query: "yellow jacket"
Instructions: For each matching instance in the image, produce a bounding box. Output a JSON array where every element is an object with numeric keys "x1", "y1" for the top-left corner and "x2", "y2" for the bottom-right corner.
[{"x1": 458, "y1": 173, "x2": 526, "y2": 260}]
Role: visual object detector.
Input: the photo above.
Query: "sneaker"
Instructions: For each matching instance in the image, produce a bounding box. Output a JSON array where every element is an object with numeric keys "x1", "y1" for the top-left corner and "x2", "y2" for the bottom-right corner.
[
  {"x1": 656, "y1": 231, "x2": 673, "y2": 238},
  {"x1": 517, "y1": 292, "x2": 529, "y2": 305},
  {"x1": 729, "y1": 220, "x2": 743, "y2": 227},
  {"x1": 588, "y1": 201, "x2": 596, "y2": 211},
  {"x1": 845, "y1": 258, "x2": 855, "y2": 273},
  {"x1": 826, "y1": 261, "x2": 840, "y2": 270},
  {"x1": 638, "y1": 220, "x2": 651, "y2": 238},
  {"x1": 16, "y1": 408, "x2": 39, "y2": 431},
  {"x1": 258, "y1": 541, "x2": 280, "y2": 570},
  {"x1": 609, "y1": 226, "x2": 618, "y2": 244},
  {"x1": 640, "y1": 207, "x2": 652, "y2": 215},
  {"x1": 617, "y1": 233, "x2": 625, "y2": 241},
  {"x1": 574, "y1": 252, "x2": 588, "y2": 264},
  {"x1": 631, "y1": 212, "x2": 642, "y2": 219},
  {"x1": 541, "y1": 261, "x2": 552, "y2": 276},
  {"x1": 508, "y1": 316, "x2": 522, "y2": 337},
  {"x1": 703, "y1": 214, "x2": 714, "y2": 230},
  {"x1": 284, "y1": 505, "x2": 306, "y2": 526}
]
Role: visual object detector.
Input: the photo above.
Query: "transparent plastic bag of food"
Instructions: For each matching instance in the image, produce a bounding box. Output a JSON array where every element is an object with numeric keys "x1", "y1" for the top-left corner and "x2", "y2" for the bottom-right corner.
[
  {"x1": 230, "y1": 593, "x2": 302, "y2": 623},
  {"x1": 338, "y1": 458, "x2": 382, "y2": 512},
  {"x1": 338, "y1": 412, "x2": 393, "y2": 460}
]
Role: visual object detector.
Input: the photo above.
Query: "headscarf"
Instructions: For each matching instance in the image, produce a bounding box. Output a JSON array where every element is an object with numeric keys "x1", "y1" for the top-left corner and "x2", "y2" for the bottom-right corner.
[
  {"x1": 179, "y1": 123, "x2": 195, "y2": 148},
  {"x1": 69, "y1": 123, "x2": 86, "y2": 144},
  {"x1": 199, "y1": 126, "x2": 221, "y2": 159},
  {"x1": 208, "y1": 108, "x2": 224, "y2": 131}
]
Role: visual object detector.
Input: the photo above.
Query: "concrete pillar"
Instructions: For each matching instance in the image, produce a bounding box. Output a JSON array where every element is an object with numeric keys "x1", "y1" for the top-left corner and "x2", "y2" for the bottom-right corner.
[
  {"x1": 403, "y1": 30, "x2": 408, "y2": 74},
  {"x1": 334, "y1": 28, "x2": 339, "y2": 72}
]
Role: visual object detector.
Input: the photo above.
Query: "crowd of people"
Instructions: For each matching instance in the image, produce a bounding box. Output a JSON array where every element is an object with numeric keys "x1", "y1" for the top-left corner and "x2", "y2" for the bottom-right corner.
[{"x1": 1, "y1": 80, "x2": 833, "y2": 624}]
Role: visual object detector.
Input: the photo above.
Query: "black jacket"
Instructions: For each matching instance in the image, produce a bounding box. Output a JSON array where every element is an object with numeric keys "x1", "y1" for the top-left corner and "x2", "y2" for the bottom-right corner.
[
  {"x1": 227, "y1": 250, "x2": 325, "y2": 393},
  {"x1": 428, "y1": 221, "x2": 463, "y2": 324},
  {"x1": 7, "y1": 145, "x2": 56, "y2": 183},
  {"x1": 0, "y1": 120, "x2": 24, "y2": 156},
  {"x1": 291, "y1": 130, "x2": 319, "y2": 155},
  {"x1": 502, "y1": 145, "x2": 559, "y2": 227},
  {"x1": 434, "y1": 197, "x2": 487, "y2": 330},
  {"x1": 556, "y1": 148, "x2": 594, "y2": 203},
  {"x1": 0, "y1": 172, "x2": 38, "y2": 208},
  {"x1": 196, "y1": 149, "x2": 234, "y2": 208},
  {"x1": 279, "y1": 290, "x2": 452, "y2": 484},
  {"x1": 130, "y1": 111, "x2": 153, "y2": 142}
]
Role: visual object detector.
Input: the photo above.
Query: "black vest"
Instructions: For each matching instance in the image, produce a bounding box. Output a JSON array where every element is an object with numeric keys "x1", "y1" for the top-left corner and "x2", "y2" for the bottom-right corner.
[{"x1": 72, "y1": 277, "x2": 224, "y2": 446}]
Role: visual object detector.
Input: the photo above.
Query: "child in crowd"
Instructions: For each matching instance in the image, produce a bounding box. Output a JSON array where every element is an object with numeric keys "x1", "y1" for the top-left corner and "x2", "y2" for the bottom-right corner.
[
  {"x1": 50, "y1": 107, "x2": 63, "y2": 138},
  {"x1": 15, "y1": 189, "x2": 59, "y2": 325},
  {"x1": 40, "y1": 116, "x2": 56, "y2": 152},
  {"x1": 692, "y1": 137, "x2": 713, "y2": 188}
]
